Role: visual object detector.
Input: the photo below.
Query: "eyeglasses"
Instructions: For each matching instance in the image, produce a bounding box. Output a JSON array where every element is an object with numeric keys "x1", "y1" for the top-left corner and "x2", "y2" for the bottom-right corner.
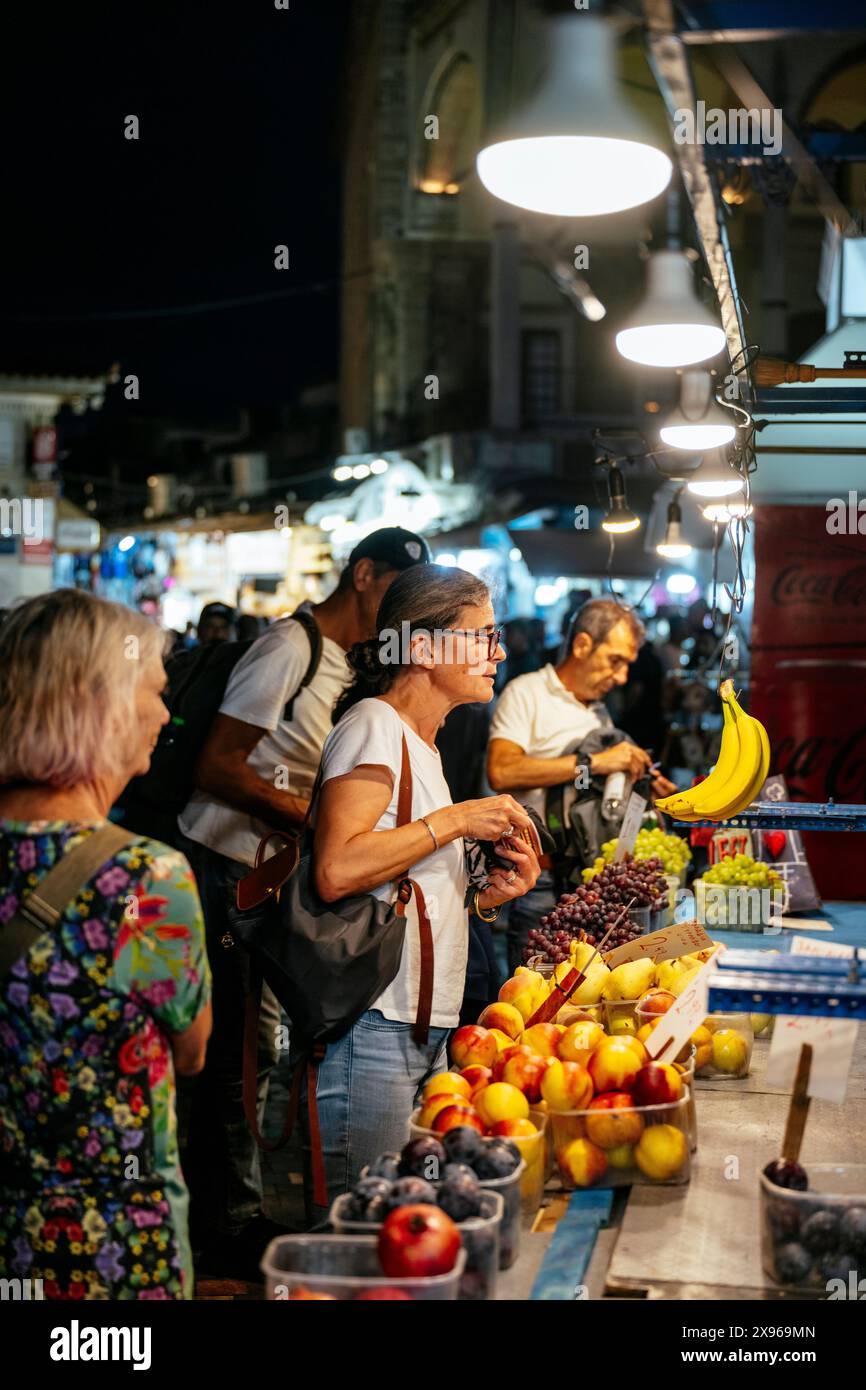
[{"x1": 443, "y1": 627, "x2": 503, "y2": 658}]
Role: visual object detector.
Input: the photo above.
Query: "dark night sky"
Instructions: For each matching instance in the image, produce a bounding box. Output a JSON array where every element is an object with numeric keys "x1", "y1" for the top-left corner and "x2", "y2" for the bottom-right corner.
[{"x1": 1, "y1": 2, "x2": 349, "y2": 420}]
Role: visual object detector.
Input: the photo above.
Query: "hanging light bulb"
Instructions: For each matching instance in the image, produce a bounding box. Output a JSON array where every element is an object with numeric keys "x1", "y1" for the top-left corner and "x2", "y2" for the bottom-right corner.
[
  {"x1": 660, "y1": 370, "x2": 738, "y2": 450},
  {"x1": 602, "y1": 465, "x2": 640, "y2": 533},
  {"x1": 686, "y1": 449, "x2": 745, "y2": 499},
  {"x1": 476, "y1": 15, "x2": 672, "y2": 218},
  {"x1": 702, "y1": 499, "x2": 753, "y2": 522},
  {"x1": 656, "y1": 496, "x2": 692, "y2": 558},
  {"x1": 616, "y1": 251, "x2": 726, "y2": 367}
]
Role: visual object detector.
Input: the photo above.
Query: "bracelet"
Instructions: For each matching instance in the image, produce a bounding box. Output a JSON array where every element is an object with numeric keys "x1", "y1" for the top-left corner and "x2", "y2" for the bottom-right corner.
[
  {"x1": 473, "y1": 890, "x2": 500, "y2": 923},
  {"x1": 419, "y1": 816, "x2": 439, "y2": 852}
]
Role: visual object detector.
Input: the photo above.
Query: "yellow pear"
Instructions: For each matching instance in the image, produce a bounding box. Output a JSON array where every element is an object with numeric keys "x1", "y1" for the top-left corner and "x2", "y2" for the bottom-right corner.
[
  {"x1": 570, "y1": 960, "x2": 610, "y2": 1005},
  {"x1": 656, "y1": 958, "x2": 695, "y2": 993},
  {"x1": 569, "y1": 940, "x2": 598, "y2": 972},
  {"x1": 602, "y1": 958, "x2": 657, "y2": 1002}
]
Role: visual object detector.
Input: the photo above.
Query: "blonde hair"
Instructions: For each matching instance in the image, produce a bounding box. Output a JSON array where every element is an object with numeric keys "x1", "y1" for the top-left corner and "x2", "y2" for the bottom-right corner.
[{"x1": 0, "y1": 589, "x2": 168, "y2": 789}]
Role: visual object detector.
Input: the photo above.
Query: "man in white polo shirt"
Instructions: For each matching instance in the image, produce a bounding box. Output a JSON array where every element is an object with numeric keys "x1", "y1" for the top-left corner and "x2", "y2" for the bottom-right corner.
[
  {"x1": 178, "y1": 526, "x2": 430, "y2": 1274},
  {"x1": 488, "y1": 599, "x2": 676, "y2": 972}
]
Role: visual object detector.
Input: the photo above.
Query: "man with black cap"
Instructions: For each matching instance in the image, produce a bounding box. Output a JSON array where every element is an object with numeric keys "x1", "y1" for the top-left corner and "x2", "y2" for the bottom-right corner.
[{"x1": 178, "y1": 526, "x2": 430, "y2": 1275}]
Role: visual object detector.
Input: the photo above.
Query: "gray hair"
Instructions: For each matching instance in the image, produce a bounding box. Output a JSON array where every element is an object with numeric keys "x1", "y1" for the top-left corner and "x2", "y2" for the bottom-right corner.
[{"x1": 565, "y1": 598, "x2": 645, "y2": 652}]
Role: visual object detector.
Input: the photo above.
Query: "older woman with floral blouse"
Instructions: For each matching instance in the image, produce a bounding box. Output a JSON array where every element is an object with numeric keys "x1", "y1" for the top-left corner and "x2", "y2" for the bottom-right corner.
[{"x1": 0, "y1": 591, "x2": 212, "y2": 1300}]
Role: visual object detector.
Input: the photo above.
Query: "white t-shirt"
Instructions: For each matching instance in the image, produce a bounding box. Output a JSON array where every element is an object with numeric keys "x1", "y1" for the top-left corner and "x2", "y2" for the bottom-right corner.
[
  {"x1": 321, "y1": 699, "x2": 468, "y2": 1030},
  {"x1": 489, "y1": 665, "x2": 603, "y2": 820},
  {"x1": 178, "y1": 609, "x2": 351, "y2": 866}
]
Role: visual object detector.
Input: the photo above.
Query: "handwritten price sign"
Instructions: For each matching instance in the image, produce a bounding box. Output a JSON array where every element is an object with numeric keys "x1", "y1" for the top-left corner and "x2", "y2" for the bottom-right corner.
[
  {"x1": 767, "y1": 1015, "x2": 858, "y2": 1104},
  {"x1": 604, "y1": 919, "x2": 715, "y2": 970},
  {"x1": 643, "y1": 958, "x2": 716, "y2": 1064}
]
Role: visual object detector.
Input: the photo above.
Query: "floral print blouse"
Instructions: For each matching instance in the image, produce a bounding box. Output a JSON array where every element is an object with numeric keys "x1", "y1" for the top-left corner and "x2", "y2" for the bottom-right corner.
[{"x1": 0, "y1": 821, "x2": 211, "y2": 1300}]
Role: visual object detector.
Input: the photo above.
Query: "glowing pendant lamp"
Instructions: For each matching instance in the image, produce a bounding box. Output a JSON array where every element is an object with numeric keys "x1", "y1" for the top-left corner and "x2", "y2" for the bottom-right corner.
[
  {"x1": 476, "y1": 16, "x2": 672, "y2": 218},
  {"x1": 616, "y1": 251, "x2": 727, "y2": 367},
  {"x1": 656, "y1": 497, "x2": 692, "y2": 558},
  {"x1": 660, "y1": 370, "x2": 737, "y2": 450},
  {"x1": 686, "y1": 449, "x2": 745, "y2": 499},
  {"x1": 602, "y1": 466, "x2": 640, "y2": 533}
]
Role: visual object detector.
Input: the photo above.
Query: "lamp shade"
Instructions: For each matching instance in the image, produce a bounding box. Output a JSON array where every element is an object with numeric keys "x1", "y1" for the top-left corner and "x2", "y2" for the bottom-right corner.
[
  {"x1": 686, "y1": 449, "x2": 745, "y2": 499},
  {"x1": 656, "y1": 497, "x2": 692, "y2": 558},
  {"x1": 702, "y1": 500, "x2": 753, "y2": 522},
  {"x1": 476, "y1": 16, "x2": 672, "y2": 217},
  {"x1": 660, "y1": 370, "x2": 737, "y2": 450},
  {"x1": 602, "y1": 465, "x2": 641, "y2": 533},
  {"x1": 616, "y1": 252, "x2": 727, "y2": 367}
]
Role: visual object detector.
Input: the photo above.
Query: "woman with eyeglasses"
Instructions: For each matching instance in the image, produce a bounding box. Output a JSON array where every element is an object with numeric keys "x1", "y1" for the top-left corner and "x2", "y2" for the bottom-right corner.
[{"x1": 307, "y1": 564, "x2": 540, "y2": 1215}]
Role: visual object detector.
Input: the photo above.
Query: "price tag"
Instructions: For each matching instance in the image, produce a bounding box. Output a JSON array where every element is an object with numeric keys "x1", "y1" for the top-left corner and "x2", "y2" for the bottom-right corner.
[
  {"x1": 643, "y1": 958, "x2": 715, "y2": 1063},
  {"x1": 613, "y1": 792, "x2": 647, "y2": 862},
  {"x1": 766, "y1": 1015, "x2": 858, "y2": 1103},
  {"x1": 604, "y1": 919, "x2": 715, "y2": 970},
  {"x1": 790, "y1": 935, "x2": 854, "y2": 959}
]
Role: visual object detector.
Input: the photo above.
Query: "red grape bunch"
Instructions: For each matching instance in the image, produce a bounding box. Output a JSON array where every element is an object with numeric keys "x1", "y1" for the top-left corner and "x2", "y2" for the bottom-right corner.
[{"x1": 524, "y1": 857, "x2": 668, "y2": 964}]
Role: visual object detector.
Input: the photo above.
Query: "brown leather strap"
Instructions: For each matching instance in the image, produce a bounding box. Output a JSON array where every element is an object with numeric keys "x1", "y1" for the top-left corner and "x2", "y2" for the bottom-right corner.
[
  {"x1": 237, "y1": 837, "x2": 300, "y2": 911},
  {"x1": 395, "y1": 878, "x2": 434, "y2": 1046},
  {"x1": 395, "y1": 735, "x2": 412, "y2": 827}
]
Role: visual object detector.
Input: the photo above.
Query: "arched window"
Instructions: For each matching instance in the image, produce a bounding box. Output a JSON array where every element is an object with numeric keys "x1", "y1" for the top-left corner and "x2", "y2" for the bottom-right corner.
[{"x1": 418, "y1": 54, "x2": 481, "y2": 195}]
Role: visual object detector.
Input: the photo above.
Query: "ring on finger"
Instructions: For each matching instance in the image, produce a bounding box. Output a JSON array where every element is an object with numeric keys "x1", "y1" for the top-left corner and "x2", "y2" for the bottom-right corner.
[{"x1": 506, "y1": 869, "x2": 517, "y2": 883}]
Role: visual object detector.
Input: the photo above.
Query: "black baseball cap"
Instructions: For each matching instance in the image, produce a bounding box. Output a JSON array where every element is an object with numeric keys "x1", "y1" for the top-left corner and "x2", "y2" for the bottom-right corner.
[{"x1": 347, "y1": 526, "x2": 431, "y2": 572}]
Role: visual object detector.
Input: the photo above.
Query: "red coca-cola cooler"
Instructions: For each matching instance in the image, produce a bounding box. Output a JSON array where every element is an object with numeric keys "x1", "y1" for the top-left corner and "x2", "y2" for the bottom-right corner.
[{"x1": 751, "y1": 505, "x2": 866, "y2": 900}]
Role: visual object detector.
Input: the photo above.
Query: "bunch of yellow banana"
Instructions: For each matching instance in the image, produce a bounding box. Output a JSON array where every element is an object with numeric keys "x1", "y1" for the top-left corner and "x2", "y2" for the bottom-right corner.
[{"x1": 655, "y1": 680, "x2": 770, "y2": 822}]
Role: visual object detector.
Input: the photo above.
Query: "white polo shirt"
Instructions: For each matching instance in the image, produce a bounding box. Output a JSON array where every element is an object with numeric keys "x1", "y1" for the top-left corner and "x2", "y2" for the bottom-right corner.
[
  {"x1": 178, "y1": 609, "x2": 351, "y2": 866},
  {"x1": 489, "y1": 665, "x2": 603, "y2": 821}
]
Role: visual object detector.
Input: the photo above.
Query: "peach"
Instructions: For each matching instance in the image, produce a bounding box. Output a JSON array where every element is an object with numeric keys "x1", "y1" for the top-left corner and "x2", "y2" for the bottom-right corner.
[
  {"x1": 450, "y1": 1025, "x2": 498, "y2": 1071},
  {"x1": 557, "y1": 1020, "x2": 604, "y2": 1066},
  {"x1": 711, "y1": 1028, "x2": 749, "y2": 1075},
  {"x1": 559, "y1": 1136, "x2": 608, "y2": 1188},
  {"x1": 634, "y1": 1123, "x2": 688, "y2": 1180},
  {"x1": 488, "y1": 1028, "x2": 518, "y2": 1051},
  {"x1": 417, "y1": 1091, "x2": 469, "y2": 1129},
  {"x1": 636, "y1": 1020, "x2": 659, "y2": 1044},
  {"x1": 431, "y1": 1103, "x2": 484, "y2": 1136},
  {"x1": 520, "y1": 1023, "x2": 562, "y2": 1059},
  {"x1": 422, "y1": 1071, "x2": 471, "y2": 1103},
  {"x1": 501, "y1": 1051, "x2": 550, "y2": 1103},
  {"x1": 691, "y1": 1024, "x2": 713, "y2": 1072},
  {"x1": 621, "y1": 1035, "x2": 649, "y2": 1067},
  {"x1": 587, "y1": 1038, "x2": 642, "y2": 1095},
  {"x1": 632, "y1": 1062, "x2": 684, "y2": 1107},
  {"x1": 636, "y1": 988, "x2": 677, "y2": 1017},
  {"x1": 489, "y1": 1117, "x2": 538, "y2": 1138},
  {"x1": 459, "y1": 1064, "x2": 493, "y2": 1099},
  {"x1": 585, "y1": 1092, "x2": 645, "y2": 1149},
  {"x1": 540, "y1": 1059, "x2": 593, "y2": 1113},
  {"x1": 477, "y1": 1002, "x2": 524, "y2": 1040},
  {"x1": 606, "y1": 1142, "x2": 636, "y2": 1170},
  {"x1": 492, "y1": 1043, "x2": 532, "y2": 1081},
  {"x1": 474, "y1": 1081, "x2": 529, "y2": 1128},
  {"x1": 498, "y1": 976, "x2": 541, "y2": 1023}
]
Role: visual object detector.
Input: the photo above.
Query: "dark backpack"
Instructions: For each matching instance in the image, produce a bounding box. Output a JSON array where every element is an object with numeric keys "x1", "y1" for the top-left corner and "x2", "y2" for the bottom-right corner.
[{"x1": 117, "y1": 609, "x2": 322, "y2": 843}]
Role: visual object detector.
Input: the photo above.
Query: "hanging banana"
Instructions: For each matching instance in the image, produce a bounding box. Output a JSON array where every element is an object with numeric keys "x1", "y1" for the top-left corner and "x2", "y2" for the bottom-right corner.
[{"x1": 655, "y1": 680, "x2": 771, "y2": 823}]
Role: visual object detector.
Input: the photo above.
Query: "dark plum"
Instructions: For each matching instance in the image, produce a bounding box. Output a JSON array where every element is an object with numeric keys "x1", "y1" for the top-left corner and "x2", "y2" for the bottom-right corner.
[
  {"x1": 438, "y1": 1173, "x2": 483, "y2": 1222},
  {"x1": 763, "y1": 1158, "x2": 808, "y2": 1191},
  {"x1": 475, "y1": 1137, "x2": 521, "y2": 1180},
  {"x1": 365, "y1": 1152, "x2": 401, "y2": 1182},
  {"x1": 801, "y1": 1209, "x2": 840, "y2": 1254},
  {"x1": 817, "y1": 1250, "x2": 861, "y2": 1284},
  {"x1": 839, "y1": 1207, "x2": 866, "y2": 1258},
  {"x1": 442, "y1": 1125, "x2": 484, "y2": 1166},
  {"x1": 398, "y1": 1135, "x2": 447, "y2": 1180},
  {"x1": 352, "y1": 1175, "x2": 393, "y2": 1217},
  {"x1": 773, "y1": 1243, "x2": 813, "y2": 1285},
  {"x1": 442, "y1": 1162, "x2": 478, "y2": 1184},
  {"x1": 767, "y1": 1200, "x2": 800, "y2": 1243},
  {"x1": 387, "y1": 1175, "x2": 437, "y2": 1208}
]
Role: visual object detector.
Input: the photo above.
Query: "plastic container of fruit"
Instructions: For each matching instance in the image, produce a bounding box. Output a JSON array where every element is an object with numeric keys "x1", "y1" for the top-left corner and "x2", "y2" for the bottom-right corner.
[
  {"x1": 694, "y1": 877, "x2": 789, "y2": 933},
  {"x1": 751, "y1": 1013, "x2": 775, "y2": 1042},
  {"x1": 530, "y1": 1105, "x2": 555, "y2": 1181},
  {"x1": 672, "y1": 1049, "x2": 697, "y2": 1153},
  {"x1": 330, "y1": 1189, "x2": 504, "y2": 1301},
  {"x1": 698, "y1": 1011, "x2": 754, "y2": 1078},
  {"x1": 550, "y1": 1096, "x2": 692, "y2": 1190},
  {"x1": 261, "y1": 1233, "x2": 466, "y2": 1300},
  {"x1": 760, "y1": 1165, "x2": 866, "y2": 1291},
  {"x1": 408, "y1": 1109, "x2": 544, "y2": 1218},
  {"x1": 602, "y1": 999, "x2": 639, "y2": 1037},
  {"x1": 407, "y1": 1111, "x2": 525, "y2": 1268},
  {"x1": 628, "y1": 905, "x2": 651, "y2": 935}
]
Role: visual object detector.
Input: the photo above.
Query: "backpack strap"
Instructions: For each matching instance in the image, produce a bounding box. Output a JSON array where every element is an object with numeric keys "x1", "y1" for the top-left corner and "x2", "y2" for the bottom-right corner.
[
  {"x1": 0, "y1": 823, "x2": 136, "y2": 980},
  {"x1": 392, "y1": 735, "x2": 434, "y2": 1046},
  {"x1": 282, "y1": 609, "x2": 323, "y2": 722}
]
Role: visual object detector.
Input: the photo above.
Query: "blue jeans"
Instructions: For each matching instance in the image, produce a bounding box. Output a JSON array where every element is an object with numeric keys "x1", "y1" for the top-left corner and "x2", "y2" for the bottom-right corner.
[
  {"x1": 178, "y1": 836, "x2": 282, "y2": 1239},
  {"x1": 301, "y1": 1010, "x2": 449, "y2": 1224},
  {"x1": 505, "y1": 871, "x2": 558, "y2": 975}
]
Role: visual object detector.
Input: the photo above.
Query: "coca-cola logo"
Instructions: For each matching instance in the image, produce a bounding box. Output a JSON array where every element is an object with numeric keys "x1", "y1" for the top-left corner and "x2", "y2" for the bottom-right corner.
[
  {"x1": 774, "y1": 722, "x2": 866, "y2": 802},
  {"x1": 771, "y1": 564, "x2": 866, "y2": 610}
]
